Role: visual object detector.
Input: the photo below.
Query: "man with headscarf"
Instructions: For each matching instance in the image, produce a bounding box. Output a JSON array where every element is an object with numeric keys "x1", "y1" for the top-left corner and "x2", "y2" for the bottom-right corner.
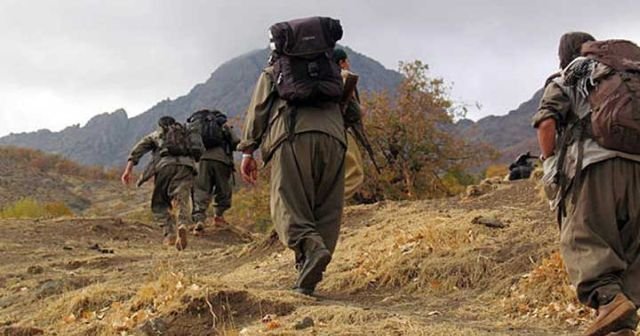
[{"x1": 533, "y1": 32, "x2": 640, "y2": 336}]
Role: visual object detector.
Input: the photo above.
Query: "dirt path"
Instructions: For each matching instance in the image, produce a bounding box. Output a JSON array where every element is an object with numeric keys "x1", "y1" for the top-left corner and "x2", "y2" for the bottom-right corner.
[{"x1": 0, "y1": 180, "x2": 597, "y2": 335}]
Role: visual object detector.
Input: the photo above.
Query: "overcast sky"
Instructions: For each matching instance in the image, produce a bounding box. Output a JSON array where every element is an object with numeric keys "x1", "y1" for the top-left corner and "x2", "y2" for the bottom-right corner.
[{"x1": 0, "y1": 0, "x2": 638, "y2": 136}]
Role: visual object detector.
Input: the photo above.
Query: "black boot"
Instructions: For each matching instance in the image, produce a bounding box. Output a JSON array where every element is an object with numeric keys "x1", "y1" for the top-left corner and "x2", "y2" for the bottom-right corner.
[{"x1": 294, "y1": 238, "x2": 332, "y2": 296}]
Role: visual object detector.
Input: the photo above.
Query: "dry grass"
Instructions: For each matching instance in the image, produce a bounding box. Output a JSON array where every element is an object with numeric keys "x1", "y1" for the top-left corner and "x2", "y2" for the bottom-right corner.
[
  {"x1": 1, "y1": 178, "x2": 606, "y2": 335},
  {"x1": 502, "y1": 251, "x2": 594, "y2": 327},
  {"x1": 225, "y1": 169, "x2": 273, "y2": 233},
  {"x1": 324, "y1": 203, "x2": 550, "y2": 298},
  {"x1": 485, "y1": 164, "x2": 510, "y2": 179},
  {"x1": 35, "y1": 284, "x2": 131, "y2": 326}
]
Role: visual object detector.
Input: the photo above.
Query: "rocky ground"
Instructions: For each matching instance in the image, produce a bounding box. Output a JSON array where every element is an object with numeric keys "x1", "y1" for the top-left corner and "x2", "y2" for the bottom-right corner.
[{"x1": 0, "y1": 178, "x2": 635, "y2": 335}]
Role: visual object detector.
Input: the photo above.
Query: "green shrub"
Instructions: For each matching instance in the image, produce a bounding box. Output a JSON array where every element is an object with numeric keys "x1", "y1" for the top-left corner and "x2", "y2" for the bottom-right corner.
[{"x1": 0, "y1": 198, "x2": 73, "y2": 219}]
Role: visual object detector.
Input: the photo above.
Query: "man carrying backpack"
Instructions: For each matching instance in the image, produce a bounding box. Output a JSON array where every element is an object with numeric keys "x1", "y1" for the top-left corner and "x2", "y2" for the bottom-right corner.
[
  {"x1": 239, "y1": 17, "x2": 346, "y2": 296},
  {"x1": 190, "y1": 109, "x2": 240, "y2": 233},
  {"x1": 121, "y1": 116, "x2": 203, "y2": 251},
  {"x1": 534, "y1": 32, "x2": 640, "y2": 336},
  {"x1": 508, "y1": 152, "x2": 536, "y2": 181}
]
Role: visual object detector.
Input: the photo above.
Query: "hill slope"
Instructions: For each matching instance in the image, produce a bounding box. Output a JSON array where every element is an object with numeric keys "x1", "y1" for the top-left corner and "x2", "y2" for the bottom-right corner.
[
  {"x1": 0, "y1": 47, "x2": 402, "y2": 167},
  {"x1": 0, "y1": 147, "x2": 103, "y2": 211},
  {"x1": 0, "y1": 178, "x2": 598, "y2": 335},
  {"x1": 457, "y1": 89, "x2": 543, "y2": 163}
]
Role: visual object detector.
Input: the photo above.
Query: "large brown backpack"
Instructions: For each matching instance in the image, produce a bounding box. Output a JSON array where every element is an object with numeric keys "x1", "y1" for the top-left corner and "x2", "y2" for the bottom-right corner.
[{"x1": 581, "y1": 39, "x2": 640, "y2": 154}]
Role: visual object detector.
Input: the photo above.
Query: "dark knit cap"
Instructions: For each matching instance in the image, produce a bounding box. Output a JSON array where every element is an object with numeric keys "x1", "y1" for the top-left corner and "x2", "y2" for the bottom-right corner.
[
  {"x1": 158, "y1": 116, "x2": 176, "y2": 128},
  {"x1": 333, "y1": 48, "x2": 348, "y2": 64}
]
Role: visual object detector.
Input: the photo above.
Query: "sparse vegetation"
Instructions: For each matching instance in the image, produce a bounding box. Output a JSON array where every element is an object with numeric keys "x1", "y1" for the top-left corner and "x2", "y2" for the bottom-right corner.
[
  {"x1": 225, "y1": 166, "x2": 272, "y2": 232},
  {"x1": 0, "y1": 179, "x2": 595, "y2": 335},
  {"x1": 503, "y1": 251, "x2": 593, "y2": 326},
  {"x1": 0, "y1": 146, "x2": 119, "y2": 180},
  {"x1": 485, "y1": 164, "x2": 510, "y2": 179},
  {"x1": 360, "y1": 61, "x2": 497, "y2": 201},
  {"x1": 0, "y1": 197, "x2": 73, "y2": 219}
]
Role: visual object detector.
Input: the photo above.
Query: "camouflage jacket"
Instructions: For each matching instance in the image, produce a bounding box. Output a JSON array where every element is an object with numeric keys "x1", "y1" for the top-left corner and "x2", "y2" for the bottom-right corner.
[
  {"x1": 237, "y1": 66, "x2": 346, "y2": 164},
  {"x1": 127, "y1": 128, "x2": 197, "y2": 186}
]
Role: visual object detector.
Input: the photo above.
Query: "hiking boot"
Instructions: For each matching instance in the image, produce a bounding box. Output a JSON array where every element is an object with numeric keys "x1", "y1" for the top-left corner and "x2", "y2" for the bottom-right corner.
[
  {"x1": 293, "y1": 286, "x2": 316, "y2": 296},
  {"x1": 162, "y1": 224, "x2": 176, "y2": 247},
  {"x1": 214, "y1": 216, "x2": 228, "y2": 227},
  {"x1": 192, "y1": 221, "x2": 205, "y2": 235},
  {"x1": 175, "y1": 225, "x2": 188, "y2": 251},
  {"x1": 583, "y1": 294, "x2": 637, "y2": 336},
  {"x1": 163, "y1": 234, "x2": 177, "y2": 247},
  {"x1": 295, "y1": 248, "x2": 332, "y2": 295},
  {"x1": 607, "y1": 329, "x2": 636, "y2": 336}
]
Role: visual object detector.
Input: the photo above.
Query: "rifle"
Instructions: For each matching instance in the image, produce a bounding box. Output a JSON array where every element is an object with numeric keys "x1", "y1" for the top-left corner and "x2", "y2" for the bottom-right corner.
[{"x1": 341, "y1": 72, "x2": 382, "y2": 174}]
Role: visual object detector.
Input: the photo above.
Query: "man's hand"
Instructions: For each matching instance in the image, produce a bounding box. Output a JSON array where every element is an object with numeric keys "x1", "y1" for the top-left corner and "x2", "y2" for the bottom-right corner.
[
  {"x1": 360, "y1": 105, "x2": 367, "y2": 118},
  {"x1": 121, "y1": 161, "x2": 134, "y2": 186},
  {"x1": 241, "y1": 155, "x2": 258, "y2": 185}
]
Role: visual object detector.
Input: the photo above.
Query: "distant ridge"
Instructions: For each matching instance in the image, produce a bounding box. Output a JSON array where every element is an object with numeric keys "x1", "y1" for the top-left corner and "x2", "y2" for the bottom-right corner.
[{"x1": 0, "y1": 47, "x2": 403, "y2": 167}]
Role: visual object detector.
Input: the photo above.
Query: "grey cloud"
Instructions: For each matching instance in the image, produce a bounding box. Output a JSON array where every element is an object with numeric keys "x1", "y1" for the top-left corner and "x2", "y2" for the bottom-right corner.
[{"x1": 0, "y1": 0, "x2": 638, "y2": 135}]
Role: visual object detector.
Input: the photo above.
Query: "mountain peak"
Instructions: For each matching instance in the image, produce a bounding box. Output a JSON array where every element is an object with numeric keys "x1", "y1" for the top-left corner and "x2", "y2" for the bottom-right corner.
[{"x1": 0, "y1": 47, "x2": 403, "y2": 167}]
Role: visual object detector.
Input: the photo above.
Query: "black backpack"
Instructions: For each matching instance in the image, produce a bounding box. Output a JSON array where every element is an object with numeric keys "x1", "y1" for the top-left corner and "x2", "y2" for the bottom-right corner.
[
  {"x1": 269, "y1": 16, "x2": 344, "y2": 103},
  {"x1": 160, "y1": 121, "x2": 204, "y2": 160},
  {"x1": 187, "y1": 110, "x2": 227, "y2": 150}
]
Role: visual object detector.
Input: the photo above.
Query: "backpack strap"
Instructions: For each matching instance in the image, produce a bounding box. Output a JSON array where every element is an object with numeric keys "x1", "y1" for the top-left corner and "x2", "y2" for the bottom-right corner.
[{"x1": 263, "y1": 68, "x2": 297, "y2": 143}]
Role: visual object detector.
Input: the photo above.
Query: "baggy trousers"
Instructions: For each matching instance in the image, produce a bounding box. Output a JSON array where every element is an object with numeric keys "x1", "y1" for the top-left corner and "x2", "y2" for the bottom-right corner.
[
  {"x1": 344, "y1": 130, "x2": 365, "y2": 199},
  {"x1": 561, "y1": 158, "x2": 640, "y2": 308},
  {"x1": 151, "y1": 164, "x2": 194, "y2": 234},
  {"x1": 192, "y1": 159, "x2": 234, "y2": 221},
  {"x1": 270, "y1": 132, "x2": 346, "y2": 259}
]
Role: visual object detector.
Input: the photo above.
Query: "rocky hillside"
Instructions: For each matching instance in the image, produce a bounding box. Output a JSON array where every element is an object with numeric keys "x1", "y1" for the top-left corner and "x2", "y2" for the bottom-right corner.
[
  {"x1": 0, "y1": 47, "x2": 403, "y2": 167},
  {"x1": 457, "y1": 89, "x2": 543, "y2": 164},
  {"x1": 0, "y1": 147, "x2": 112, "y2": 212}
]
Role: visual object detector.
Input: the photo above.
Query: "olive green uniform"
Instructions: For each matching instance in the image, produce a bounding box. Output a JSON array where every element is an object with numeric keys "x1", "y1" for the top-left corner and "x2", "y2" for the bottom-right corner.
[
  {"x1": 344, "y1": 131, "x2": 364, "y2": 198},
  {"x1": 533, "y1": 62, "x2": 640, "y2": 310},
  {"x1": 341, "y1": 69, "x2": 365, "y2": 199},
  {"x1": 192, "y1": 126, "x2": 240, "y2": 221},
  {"x1": 238, "y1": 67, "x2": 346, "y2": 262},
  {"x1": 128, "y1": 129, "x2": 197, "y2": 234}
]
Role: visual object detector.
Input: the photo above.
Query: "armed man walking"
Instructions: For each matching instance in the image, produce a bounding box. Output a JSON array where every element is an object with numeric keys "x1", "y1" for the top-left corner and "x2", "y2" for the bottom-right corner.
[
  {"x1": 534, "y1": 32, "x2": 640, "y2": 336},
  {"x1": 121, "y1": 116, "x2": 203, "y2": 251},
  {"x1": 239, "y1": 17, "x2": 346, "y2": 296},
  {"x1": 333, "y1": 48, "x2": 365, "y2": 199},
  {"x1": 189, "y1": 109, "x2": 240, "y2": 234}
]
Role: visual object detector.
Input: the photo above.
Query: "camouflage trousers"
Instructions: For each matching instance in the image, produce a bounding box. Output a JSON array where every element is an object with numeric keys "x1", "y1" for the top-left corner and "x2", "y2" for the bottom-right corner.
[
  {"x1": 151, "y1": 164, "x2": 195, "y2": 235},
  {"x1": 192, "y1": 159, "x2": 234, "y2": 223}
]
